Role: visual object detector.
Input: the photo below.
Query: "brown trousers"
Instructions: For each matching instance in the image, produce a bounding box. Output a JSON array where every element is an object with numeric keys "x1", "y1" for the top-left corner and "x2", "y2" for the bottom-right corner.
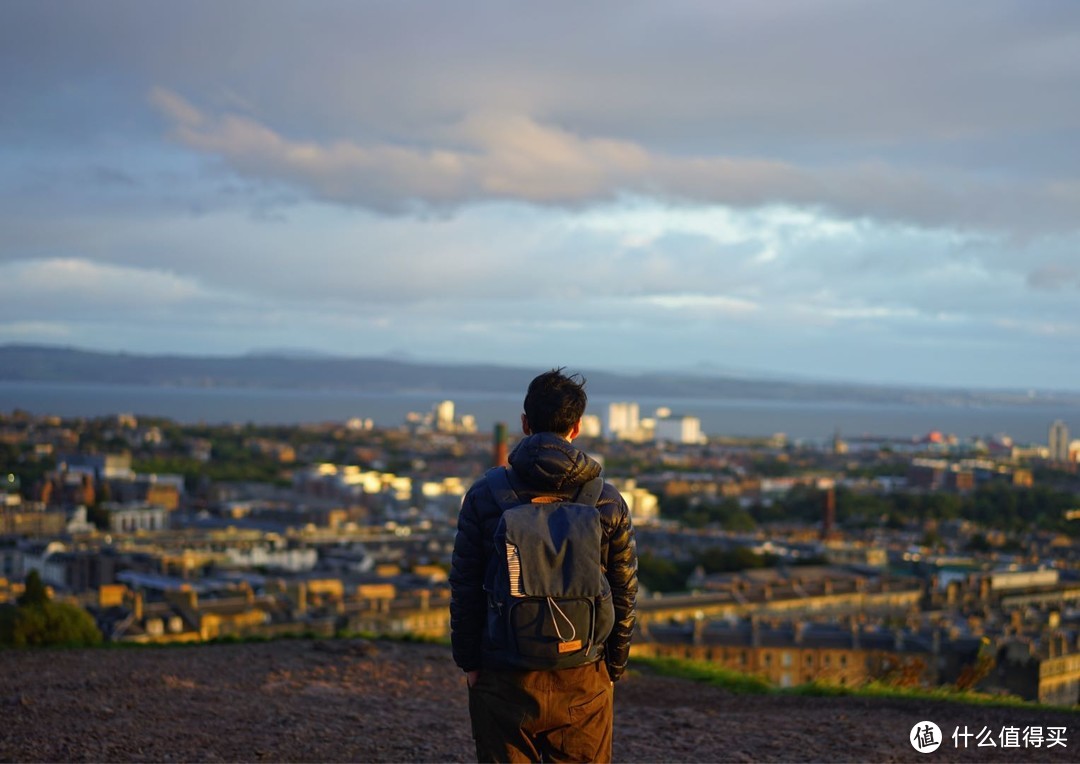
[{"x1": 468, "y1": 661, "x2": 613, "y2": 763}]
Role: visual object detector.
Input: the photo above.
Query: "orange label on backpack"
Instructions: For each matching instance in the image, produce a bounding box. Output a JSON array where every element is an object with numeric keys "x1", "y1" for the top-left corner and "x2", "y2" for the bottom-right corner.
[{"x1": 558, "y1": 640, "x2": 583, "y2": 654}]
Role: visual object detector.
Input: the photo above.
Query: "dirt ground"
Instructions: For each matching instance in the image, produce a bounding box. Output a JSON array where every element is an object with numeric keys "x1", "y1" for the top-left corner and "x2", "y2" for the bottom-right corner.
[{"x1": 1, "y1": 639, "x2": 1075, "y2": 763}]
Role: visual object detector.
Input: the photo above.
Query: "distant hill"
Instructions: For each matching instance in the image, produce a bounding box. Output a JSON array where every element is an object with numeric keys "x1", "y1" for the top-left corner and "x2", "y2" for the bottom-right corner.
[{"x1": 1, "y1": 344, "x2": 1076, "y2": 407}]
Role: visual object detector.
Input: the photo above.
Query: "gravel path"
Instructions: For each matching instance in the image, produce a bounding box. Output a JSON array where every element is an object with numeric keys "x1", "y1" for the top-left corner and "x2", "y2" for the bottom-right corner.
[{"x1": 1, "y1": 640, "x2": 1076, "y2": 762}]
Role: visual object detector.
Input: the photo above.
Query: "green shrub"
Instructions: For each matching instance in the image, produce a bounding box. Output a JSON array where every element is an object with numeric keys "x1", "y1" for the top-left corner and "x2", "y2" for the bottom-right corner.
[{"x1": 0, "y1": 572, "x2": 102, "y2": 648}]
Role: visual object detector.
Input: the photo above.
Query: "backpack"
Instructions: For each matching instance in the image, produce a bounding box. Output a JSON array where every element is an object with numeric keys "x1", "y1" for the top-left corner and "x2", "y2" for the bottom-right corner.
[{"x1": 482, "y1": 466, "x2": 615, "y2": 671}]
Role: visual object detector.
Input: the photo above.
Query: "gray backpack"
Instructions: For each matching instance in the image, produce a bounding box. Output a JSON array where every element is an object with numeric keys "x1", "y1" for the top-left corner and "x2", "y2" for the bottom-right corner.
[{"x1": 482, "y1": 466, "x2": 615, "y2": 670}]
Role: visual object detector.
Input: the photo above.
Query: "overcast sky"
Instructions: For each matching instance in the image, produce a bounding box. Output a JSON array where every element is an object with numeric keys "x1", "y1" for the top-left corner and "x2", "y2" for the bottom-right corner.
[{"x1": 2, "y1": 1, "x2": 1079, "y2": 389}]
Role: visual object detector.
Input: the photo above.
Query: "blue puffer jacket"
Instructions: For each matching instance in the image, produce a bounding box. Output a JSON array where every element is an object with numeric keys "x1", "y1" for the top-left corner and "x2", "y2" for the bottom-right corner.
[{"x1": 449, "y1": 432, "x2": 639, "y2": 680}]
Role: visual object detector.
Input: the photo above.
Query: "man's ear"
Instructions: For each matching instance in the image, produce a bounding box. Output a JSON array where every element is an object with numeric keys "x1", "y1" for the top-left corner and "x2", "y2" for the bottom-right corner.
[
  {"x1": 521, "y1": 413, "x2": 532, "y2": 435},
  {"x1": 567, "y1": 418, "x2": 582, "y2": 441}
]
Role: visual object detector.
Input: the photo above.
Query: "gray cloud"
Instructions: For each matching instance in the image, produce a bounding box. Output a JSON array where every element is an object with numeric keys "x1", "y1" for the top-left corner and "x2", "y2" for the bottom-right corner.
[
  {"x1": 3, "y1": 3, "x2": 1079, "y2": 215},
  {"x1": 1027, "y1": 264, "x2": 1080, "y2": 290}
]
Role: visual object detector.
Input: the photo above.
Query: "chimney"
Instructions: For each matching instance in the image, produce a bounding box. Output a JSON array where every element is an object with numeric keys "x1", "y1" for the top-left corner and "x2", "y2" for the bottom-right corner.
[
  {"x1": 132, "y1": 590, "x2": 144, "y2": 621},
  {"x1": 81, "y1": 473, "x2": 95, "y2": 506},
  {"x1": 493, "y1": 422, "x2": 509, "y2": 468},
  {"x1": 820, "y1": 486, "x2": 835, "y2": 540},
  {"x1": 750, "y1": 615, "x2": 761, "y2": 648},
  {"x1": 794, "y1": 620, "x2": 806, "y2": 645},
  {"x1": 850, "y1": 621, "x2": 860, "y2": 650}
]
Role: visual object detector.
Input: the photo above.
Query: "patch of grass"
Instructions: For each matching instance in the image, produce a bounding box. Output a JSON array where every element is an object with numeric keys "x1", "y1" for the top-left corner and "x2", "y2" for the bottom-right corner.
[
  {"x1": 85, "y1": 628, "x2": 444, "y2": 650},
  {"x1": 788, "y1": 680, "x2": 1070, "y2": 712},
  {"x1": 98, "y1": 630, "x2": 331, "y2": 649},
  {"x1": 632, "y1": 657, "x2": 1079, "y2": 713},
  {"x1": 781, "y1": 679, "x2": 853, "y2": 698},
  {"x1": 633, "y1": 657, "x2": 772, "y2": 694}
]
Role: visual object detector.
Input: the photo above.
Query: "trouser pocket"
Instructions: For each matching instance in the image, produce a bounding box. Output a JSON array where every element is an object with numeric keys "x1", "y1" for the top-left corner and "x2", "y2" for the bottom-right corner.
[{"x1": 557, "y1": 684, "x2": 613, "y2": 764}]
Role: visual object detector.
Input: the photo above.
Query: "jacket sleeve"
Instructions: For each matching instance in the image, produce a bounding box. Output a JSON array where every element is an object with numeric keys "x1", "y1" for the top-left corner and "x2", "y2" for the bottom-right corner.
[
  {"x1": 602, "y1": 492, "x2": 638, "y2": 682},
  {"x1": 449, "y1": 484, "x2": 487, "y2": 672}
]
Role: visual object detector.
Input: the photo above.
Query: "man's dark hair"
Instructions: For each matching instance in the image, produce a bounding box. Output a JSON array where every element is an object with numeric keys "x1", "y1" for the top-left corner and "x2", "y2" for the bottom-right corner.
[{"x1": 523, "y1": 368, "x2": 588, "y2": 435}]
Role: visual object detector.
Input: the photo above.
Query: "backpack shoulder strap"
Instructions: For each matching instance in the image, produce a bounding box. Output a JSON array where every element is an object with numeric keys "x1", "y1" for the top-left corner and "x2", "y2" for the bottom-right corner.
[
  {"x1": 574, "y1": 475, "x2": 605, "y2": 508},
  {"x1": 485, "y1": 466, "x2": 521, "y2": 511}
]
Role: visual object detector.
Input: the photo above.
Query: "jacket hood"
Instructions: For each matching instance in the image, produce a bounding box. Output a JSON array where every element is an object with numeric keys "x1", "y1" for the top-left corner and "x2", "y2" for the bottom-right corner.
[{"x1": 508, "y1": 432, "x2": 602, "y2": 492}]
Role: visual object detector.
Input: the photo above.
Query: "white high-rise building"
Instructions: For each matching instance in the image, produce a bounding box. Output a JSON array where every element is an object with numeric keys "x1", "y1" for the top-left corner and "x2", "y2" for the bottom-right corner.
[
  {"x1": 606, "y1": 402, "x2": 640, "y2": 439},
  {"x1": 1049, "y1": 420, "x2": 1070, "y2": 462},
  {"x1": 655, "y1": 414, "x2": 704, "y2": 444},
  {"x1": 435, "y1": 400, "x2": 455, "y2": 432}
]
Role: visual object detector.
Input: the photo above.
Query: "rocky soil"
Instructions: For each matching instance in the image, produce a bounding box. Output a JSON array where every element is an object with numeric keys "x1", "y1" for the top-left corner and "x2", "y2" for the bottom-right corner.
[{"x1": 1, "y1": 639, "x2": 1076, "y2": 763}]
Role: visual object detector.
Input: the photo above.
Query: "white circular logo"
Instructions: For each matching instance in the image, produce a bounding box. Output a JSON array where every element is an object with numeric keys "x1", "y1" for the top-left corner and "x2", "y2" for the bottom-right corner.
[{"x1": 911, "y1": 721, "x2": 942, "y2": 753}]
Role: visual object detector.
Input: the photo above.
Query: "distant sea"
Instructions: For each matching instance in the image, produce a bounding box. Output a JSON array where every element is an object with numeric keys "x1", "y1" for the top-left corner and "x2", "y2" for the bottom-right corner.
[{"x1": 3, "y1": 381, "x2": 1077, "y2": 444}]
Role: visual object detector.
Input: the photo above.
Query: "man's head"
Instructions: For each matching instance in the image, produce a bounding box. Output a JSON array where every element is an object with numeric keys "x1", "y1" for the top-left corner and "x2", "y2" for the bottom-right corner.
[{"x1": 521, "y1": 368, "x2": 587, "y2": 439}]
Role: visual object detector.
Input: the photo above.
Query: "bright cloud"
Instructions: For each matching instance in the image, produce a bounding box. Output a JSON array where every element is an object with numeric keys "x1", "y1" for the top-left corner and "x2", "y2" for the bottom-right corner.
[
  {"x1": 0, "y1": 258, "x2": 206, "y2": 307},
  {"x1": 0, "y1": 321, "x2": 72, "y2": 340}
]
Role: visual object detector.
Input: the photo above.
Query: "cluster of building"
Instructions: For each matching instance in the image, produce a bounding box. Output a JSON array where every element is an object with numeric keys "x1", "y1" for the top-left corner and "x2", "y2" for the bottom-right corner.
[
  {"x1": 907, "y1": 458, "x2": 1033, "y2": 491},
  {"x1": 2, "y1": 451, "x2": 183, "y2": 537},
  {"x1": 632, "y1": 564, "x2": 1080, "y2": 705},
  {"x1": 2, "y1": 405, "x2": 1079, "y2": 707},
  {"x1": 404, "y1": 400, "x2": 477, "y2": 435},
  {"x1": 604, "y1": 402, "x2": 705, "y2": 444},
  {"x1": 1, "y1": 524, "x2": 453, "y2": 644}
]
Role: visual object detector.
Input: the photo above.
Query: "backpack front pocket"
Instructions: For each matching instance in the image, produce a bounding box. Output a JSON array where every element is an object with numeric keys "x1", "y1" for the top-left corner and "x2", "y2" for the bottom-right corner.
[{"x1": 508, "y1": 596, "x2": 594, "y2": 662}]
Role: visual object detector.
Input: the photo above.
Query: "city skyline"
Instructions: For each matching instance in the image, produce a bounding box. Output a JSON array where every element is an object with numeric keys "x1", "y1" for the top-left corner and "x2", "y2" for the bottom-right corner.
[{"x1": 2, "y1": 2, "x2": 1080, "y2": 389}]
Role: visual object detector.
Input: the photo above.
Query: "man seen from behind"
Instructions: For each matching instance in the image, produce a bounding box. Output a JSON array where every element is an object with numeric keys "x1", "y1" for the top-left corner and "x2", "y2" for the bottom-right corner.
[{"x1": 450, "y1": 369, "x2": 639, "y2": 763}]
